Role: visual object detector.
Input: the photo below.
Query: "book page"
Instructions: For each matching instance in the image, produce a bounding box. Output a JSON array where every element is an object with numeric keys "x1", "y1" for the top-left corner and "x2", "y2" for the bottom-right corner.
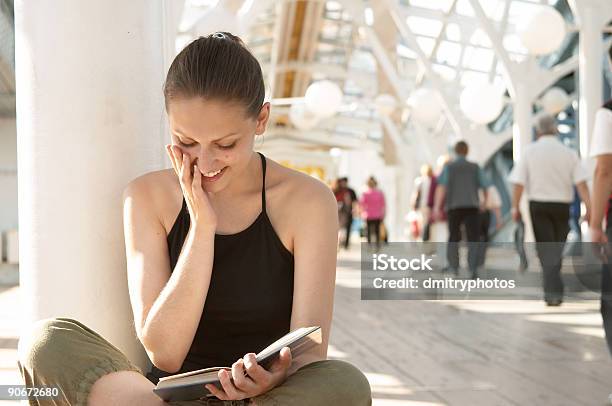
[{"x1": 157, "y1": 366, "x2": 228, "y2": 383}]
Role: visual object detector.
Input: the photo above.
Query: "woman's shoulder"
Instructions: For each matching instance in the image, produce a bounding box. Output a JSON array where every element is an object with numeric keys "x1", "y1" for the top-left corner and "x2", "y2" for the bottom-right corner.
[
  {"x1": 263, "y1": 158, "x2": 337, "y2": 246},
  {"x1": 265, "y1": 158, "x2": 333, "y2": 200},
  {"x1": 126, "y1": 167, "x2": 174, "y2": 184},
  {"x1": 124, "y1": 169, "x2": 176, "y2": 197},
  {"x1": 263, "y1": 157, "x2": 336, "y2": 216},
  {"x1": 123, "y1": 169, "x2": 180, "y2": 233}
]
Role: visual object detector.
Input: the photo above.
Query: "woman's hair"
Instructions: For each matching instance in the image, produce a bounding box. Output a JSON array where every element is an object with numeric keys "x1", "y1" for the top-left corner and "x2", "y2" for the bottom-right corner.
[
  {"x1": 163, "y1": 32, "x2": 265, "y2": 119},
  {"x1": 367, "y1": 176, "x2": 377, "y2": 188},
  {"x1": 420, "y1": 164, "x2": 432, "y2": 177}
]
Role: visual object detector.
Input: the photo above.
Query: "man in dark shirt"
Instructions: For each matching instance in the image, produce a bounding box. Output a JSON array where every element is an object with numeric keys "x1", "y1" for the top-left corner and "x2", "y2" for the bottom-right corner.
[
  {"x1": 338, "y1": 177, "x2": 358, "y2": 249},
  {"x1": 434, "y1": 141, "x2": 489, "y2": 278}
]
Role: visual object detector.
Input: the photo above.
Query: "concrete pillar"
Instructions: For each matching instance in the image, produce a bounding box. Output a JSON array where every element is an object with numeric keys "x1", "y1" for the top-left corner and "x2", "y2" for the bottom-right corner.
[
  {"x1": 372, "y1": 4, "x2": 407, "y2": 241},
  {"x1": 511, "y1": 81, "x2": 536, "y2": 242},
  {"x1": 162, "y1": 0, "x2": 185, "y2": 71},
  {"x1": 569, "y1": 0, "x2": 611, "y2": 160},
  {"x1": 161, "y1": 0, "x2": 185, "y2": 168},
  {"x1": 576, "y1": 5, "x2": 603, "y2": 160},
  {"x1": 15, "y1": 1, "x2": 166, "y2": 370},
  {"x1": 512, "y1": 82, "x2": 533, "y2": 162}
]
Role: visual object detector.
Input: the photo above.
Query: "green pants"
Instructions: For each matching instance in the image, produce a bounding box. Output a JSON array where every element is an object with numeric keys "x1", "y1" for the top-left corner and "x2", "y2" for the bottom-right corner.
[{"x1": 17, "y1": 317, "x2": 372, "y2": 406}]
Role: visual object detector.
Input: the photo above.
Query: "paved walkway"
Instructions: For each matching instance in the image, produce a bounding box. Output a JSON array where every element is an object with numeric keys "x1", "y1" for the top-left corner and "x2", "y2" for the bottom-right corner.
[
  {"x1": 0, "y1": 285, "x2": 24, "y2": 405},
  {"x1": 334, "y1": 245, "x2": 610, "y2": 405},
  {"x1": 1, "y1": 244, "x2": 610, "y2": 405}
]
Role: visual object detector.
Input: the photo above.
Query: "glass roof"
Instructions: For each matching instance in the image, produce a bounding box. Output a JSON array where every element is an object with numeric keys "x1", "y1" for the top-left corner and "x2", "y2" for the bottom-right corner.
[{"x1": 177, "y1": 0, "x2": 580, "y2": 146}]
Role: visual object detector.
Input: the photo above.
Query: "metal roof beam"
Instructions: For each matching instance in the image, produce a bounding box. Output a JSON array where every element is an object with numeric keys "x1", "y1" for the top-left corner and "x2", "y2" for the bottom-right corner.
[
  {"x1": 264, "y1": 128, "x2": 382, "y2": 151},
  {"x1": 384, "y1": 0, "x2": 464, "y2": 136},
  {"x1": 261, "y1": 61, "x2": 374, "y2": 84}
]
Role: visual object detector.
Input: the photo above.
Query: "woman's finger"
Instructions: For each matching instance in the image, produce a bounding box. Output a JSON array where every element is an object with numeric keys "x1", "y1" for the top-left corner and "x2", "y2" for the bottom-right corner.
[
  {"x1": 231, "y1": 359, "x2": 254, "y2": 392},
  {"x1": 269, "y1": 347, "x2": 292, "y2": 374},
  {"x1": 170, "y1": 145, "x2": 182, "y2": 174},
  {"x1": 165, "y1": 145, "x2": 178, "y2": 175},
  {"x1": 164, "y1": 145, "x2": 174, "y2": 173},
  {"x1": 192, "y1": 163, "x2": 203, "y2": 200},
  {"x1": 217, "y1": 369, "x2": 245, "y2": 400},
  {"x1": 242, "y1": 353, "x2": 270, "y2": 386},
  {"x1": 180, "y1": 152, "x2": 191, "y2": 187},
  {"x1": 174, "y1": 144, "x2": 183, "y2": 161},
  {"x1": 205, "y1": 383, "x2": 227, "y2": 401},
  {"x1": 175, "y1": 146, "x2": 184, "y2": 175}
]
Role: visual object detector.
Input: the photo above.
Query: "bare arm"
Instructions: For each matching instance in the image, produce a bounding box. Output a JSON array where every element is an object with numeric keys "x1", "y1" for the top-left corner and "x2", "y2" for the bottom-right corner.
[
  {"x1": 481, "y1": 189, "x2": 488, "y2": 211},
  {"x1": 434, "y1": 184, "x2": 446, "y2": 214},
  {"x1": 511, "y1": 183, "x2": 524, "y2": 221},
  {"x1": 123, "y1": 177, "x2": 214, "y2": 373},
  {"x1": 575, "y1": 181, "x2": 591, "y2": 222},
  {"x1": 287, "y1": 179, "x2": 339, "y2": 375},
  {"x1": 590, "y1": 154, "x2": 612, "y2": 231}
]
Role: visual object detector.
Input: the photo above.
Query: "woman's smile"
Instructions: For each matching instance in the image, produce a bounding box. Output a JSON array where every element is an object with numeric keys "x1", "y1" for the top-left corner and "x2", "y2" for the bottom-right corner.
[{"x1": 201, "y1": 166, "x2": 227, "y2": 182}]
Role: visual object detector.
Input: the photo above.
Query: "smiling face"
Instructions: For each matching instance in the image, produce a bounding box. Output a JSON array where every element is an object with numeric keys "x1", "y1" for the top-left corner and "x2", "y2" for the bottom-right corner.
[{"x1": 168, "y1": 97, "x2": 270, "y2": 194}]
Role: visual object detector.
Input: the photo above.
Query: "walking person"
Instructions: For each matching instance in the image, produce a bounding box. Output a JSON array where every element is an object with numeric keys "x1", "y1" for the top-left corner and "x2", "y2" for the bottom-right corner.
[
  {"x1": 514, "y1": 214, "x2": 529, "y2": 273},
  {"x1": 433, "y1": 141, "x2": 489, "y2": 279},
  {"x1": 333, "y1": 178, "x2": 351, "y2": 249},
  {"x1": 429, "y1": 155, "x2": 450, "y2": 243},
  {"x1": 338, "y1": 177, "x2": 358, "y2": 249},
  {"x1": 588, "y1": 97, "x2": 612, "y2": 355},
  {"x1": 509, "y1": 114, "x2": 591, "y2": 306},
  {"x1": 410, "y1": 164, "x2": 437, "y2": 242},
  {"x1": 477, "y1": 184, "x2": 503, "y2": 270},
  {"x1": 359, "y1": 176, "x2": 386, "y2": 251}
]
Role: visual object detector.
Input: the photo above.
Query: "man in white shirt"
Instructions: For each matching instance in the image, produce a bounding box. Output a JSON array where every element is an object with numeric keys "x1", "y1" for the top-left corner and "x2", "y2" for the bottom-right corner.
[
  {"x1": 509, "y1": 114, "x2": 591, "y2": 306},
  {"x1": 589, "y1": 98, "x2": 612, "y2": 356}
]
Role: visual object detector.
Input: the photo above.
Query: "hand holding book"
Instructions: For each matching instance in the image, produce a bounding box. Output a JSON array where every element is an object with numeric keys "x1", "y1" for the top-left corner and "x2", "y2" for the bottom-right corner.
[
  {"x1": 153, "y1": 326, "x2": 322, "y2": 402},
  {"x1": 204, "y1": 346, "x2": 293, "y2": 401}
]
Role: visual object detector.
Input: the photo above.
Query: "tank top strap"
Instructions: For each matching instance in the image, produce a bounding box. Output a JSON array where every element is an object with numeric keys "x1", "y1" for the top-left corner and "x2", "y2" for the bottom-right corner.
[{"x1": 258, "y1": 152, "x2": 267, "y2": 215}]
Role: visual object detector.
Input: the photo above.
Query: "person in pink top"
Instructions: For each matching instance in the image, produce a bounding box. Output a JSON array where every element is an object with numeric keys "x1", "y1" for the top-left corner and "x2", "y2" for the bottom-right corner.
[{"x1": 360, "y1": 176, "x2": 386, "y2": 250}]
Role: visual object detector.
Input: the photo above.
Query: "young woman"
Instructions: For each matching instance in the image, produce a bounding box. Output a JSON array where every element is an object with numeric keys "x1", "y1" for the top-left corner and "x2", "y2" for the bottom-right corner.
[
  {"x1": 359, "y1": 176, "x2": 386, "y2": 251},
  {"x1": 17, "y1": 32, "x2": 371, "y2": 405}
]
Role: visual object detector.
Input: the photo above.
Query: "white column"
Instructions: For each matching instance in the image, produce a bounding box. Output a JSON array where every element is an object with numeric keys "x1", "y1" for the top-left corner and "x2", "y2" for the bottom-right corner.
[
  {"x1": 512, "y1": 82, "x2": 532, "y2": 161},
  {"x1": 396, "y1": 147, "x2": 419, "y2": 242},
  {"x1": 161, "y1": 0, "x2": 185, "y2": 167},
  {"x1": 576, "y1": 4, "x2": 604, "y2": 160},
  {"x1": 380, "y1": 166, "x2": 398, "y2": 241},
  {"x1": 162, "y1": 0, "x2": 185, "y2": 71},
  {"x1": 511, "y1": 81, "x2": 536, "y2": 242},
  {"x1": 15, "y1": 1, "x2": 166, "y2": 370},
  {"x1": 569, "y1": 0, "x2": 612, "y2": 160}
]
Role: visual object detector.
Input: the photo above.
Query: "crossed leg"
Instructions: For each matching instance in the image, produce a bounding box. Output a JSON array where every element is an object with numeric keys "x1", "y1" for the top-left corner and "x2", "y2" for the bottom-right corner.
[{"x1": 18, "y1": 317, "x2": 370, "y2": 406}]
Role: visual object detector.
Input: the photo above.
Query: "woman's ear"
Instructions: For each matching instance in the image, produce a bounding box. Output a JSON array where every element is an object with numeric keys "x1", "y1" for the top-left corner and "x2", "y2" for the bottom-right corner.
[{"x1": 255, "y1": 102, "x2": 271, "y2": 135}]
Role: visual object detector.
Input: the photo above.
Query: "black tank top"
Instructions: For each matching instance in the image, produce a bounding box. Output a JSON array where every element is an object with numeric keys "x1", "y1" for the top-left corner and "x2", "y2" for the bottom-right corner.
[{"x1": 146, "y1": 152, "x2": 294, "y2": 384}]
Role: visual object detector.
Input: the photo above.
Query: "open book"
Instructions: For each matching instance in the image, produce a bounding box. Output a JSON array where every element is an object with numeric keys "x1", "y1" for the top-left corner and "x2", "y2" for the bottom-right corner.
[{"x1": 152, "y1": 326, "x2": 322, "y2": 402}]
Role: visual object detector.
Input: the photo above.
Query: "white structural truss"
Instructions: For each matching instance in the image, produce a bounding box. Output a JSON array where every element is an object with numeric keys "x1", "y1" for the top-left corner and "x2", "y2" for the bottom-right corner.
[{"x1": 167, "y1": 0, "x2": 611, "y2": 241}]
